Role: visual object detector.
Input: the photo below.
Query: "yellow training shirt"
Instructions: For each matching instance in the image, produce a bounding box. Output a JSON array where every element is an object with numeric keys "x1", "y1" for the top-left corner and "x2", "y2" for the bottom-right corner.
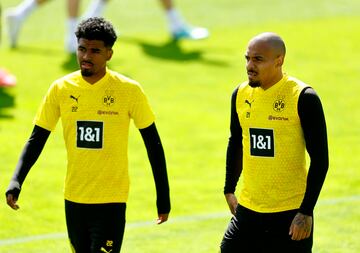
[
  {"x1": 34, "y1": 69, "x2": 155, "y2": 204},
  {"x1": 236, "y1": 75, "x2": 308, "y2": 212}
]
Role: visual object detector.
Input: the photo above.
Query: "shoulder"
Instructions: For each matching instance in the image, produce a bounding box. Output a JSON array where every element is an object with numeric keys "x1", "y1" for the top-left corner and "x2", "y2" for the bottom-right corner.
[
  {"x1": 233, "y1": 81, "x2": 248, "y2": 96},
  {"x1": 299, "y1": 87, "x2": 321, "y2": 103},
  {"x1": 237, "y1": 81, "x2": 249, "y2": 91},
  {"x1": 298, "y1": 86, "x2": 323, "y2": 116},
  {"x1": 51, "y1": 71, "x2": 81, "y2": 89},
  {"x1": 107, "y1": 70, "x2": 149, "y2": 100},
  {"x1": 107, "y1": 69, "x2": 141, "y2": 87},
  {"x1": 286, "y1": 75, "x2": 310, "y2": 90}
]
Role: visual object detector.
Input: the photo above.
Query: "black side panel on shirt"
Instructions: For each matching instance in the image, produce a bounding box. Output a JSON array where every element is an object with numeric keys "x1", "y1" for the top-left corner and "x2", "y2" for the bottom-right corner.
[
  {"x1": 298, "y1": 87, "x2": 329, "y2": 215},
  {"x1": 224, "y1": 87, "x2": 243, "y2": 194},
  {"x1": 139, "y1": 123, "x2": 171, "y2": 214}
]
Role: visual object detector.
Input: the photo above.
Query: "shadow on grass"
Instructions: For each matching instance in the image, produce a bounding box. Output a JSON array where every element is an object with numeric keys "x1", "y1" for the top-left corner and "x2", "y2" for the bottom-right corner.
[
  {"x1": 62, "y1": 53, "x2": 78, "y2": 71},
  {"x1": 0, "y1": 88, "x2": 15, "y2": 119},
  {"x1": 120, "y1": 37, "x2": 230, "y2": 67},
  {"x1": 9, "y1": 46, "x2": 63, "y2": 57},
  {"x1": 60, "y1": 37, "x2": 231, "y2": 71}
]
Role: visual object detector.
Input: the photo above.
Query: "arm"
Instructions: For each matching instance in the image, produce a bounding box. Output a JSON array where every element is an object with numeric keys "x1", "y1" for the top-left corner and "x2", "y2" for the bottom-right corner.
[
  {"x1": 224, "y1": 87, "x2": 243, "y2": 215},
  {"x1": 289, "y1": 87, "x2": 329, "y2": 240},
  {"x1": 299, "y1": 88, "x2": 329, "y2": 214},
  {"x1": 139, "y1": 123, "x2": 170, "y2": 224},
  {"x1": 6, "y1": 125, "x2": 51, "y2": 210}
]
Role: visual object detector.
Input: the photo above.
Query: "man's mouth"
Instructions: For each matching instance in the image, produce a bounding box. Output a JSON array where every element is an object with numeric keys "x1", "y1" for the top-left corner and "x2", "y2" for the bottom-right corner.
[
  {"x1": 247, "y1": 70, "x2": 258, "y2": 78},
  {"x1": 81, "y1": 61, "x2": 93, "y2": 68}
]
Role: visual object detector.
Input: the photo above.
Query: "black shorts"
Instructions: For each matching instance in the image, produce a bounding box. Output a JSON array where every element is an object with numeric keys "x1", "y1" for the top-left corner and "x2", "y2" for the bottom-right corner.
[
  {"x1": 65, "y1": 200, "x2": 126, "y2": 253},
  {"x1": 220, "y1": 204, "x2": 313, "y2": 253}
]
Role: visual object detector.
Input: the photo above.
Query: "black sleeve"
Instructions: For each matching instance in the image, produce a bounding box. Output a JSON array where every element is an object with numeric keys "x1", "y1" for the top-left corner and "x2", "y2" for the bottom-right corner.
[
  {"x1": 224, "y1": 87, "x2": 243, "y2": 194},
  {"x1": 298, "y1": 87, "x2": 329, "y2": 215},
  {"x1": 139, "y1": 123, "x2": 171, "y2": 214},
  {"x1": 6, "y1": 125, "x2": 51, "y2": 198}
]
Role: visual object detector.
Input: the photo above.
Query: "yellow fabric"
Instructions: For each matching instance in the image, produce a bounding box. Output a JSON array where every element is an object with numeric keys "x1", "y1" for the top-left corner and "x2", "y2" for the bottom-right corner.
[
  {"x1": 236, "y1": 74, "x2": 308, "y2": 212},
  {"x1": 34, "y1": 69, "x2": 155, "y2": 203}
]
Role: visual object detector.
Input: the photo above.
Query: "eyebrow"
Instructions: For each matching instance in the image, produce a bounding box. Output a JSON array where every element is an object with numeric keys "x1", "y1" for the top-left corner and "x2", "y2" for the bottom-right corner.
[{"x1": 245, "y1": 54, "x2": 265, "y2": 59}]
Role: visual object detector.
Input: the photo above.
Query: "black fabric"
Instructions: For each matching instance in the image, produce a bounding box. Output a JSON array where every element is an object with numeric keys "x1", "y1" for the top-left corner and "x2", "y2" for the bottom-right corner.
[
  {"x1": 5, "y1": 125, "x2": 50, "y2": 199},
  {"x1": 139, "y1": 123, "x2": 171, "y2": 214},
  {"x1": 224, "y1": 87, "x2": 242, "y2": 194},
  {"x1": 224, "y1": 86, "x2": 329, "y2": 215},
  {"x1": 298, "y1": 87, "x2": 329, "y2": 215},
  {"x1": 220, "y1": 204, "x2": 313, "y2": 253},
  {"x1": 65, "y1": 200, "x2": 126, "y2": 253}
]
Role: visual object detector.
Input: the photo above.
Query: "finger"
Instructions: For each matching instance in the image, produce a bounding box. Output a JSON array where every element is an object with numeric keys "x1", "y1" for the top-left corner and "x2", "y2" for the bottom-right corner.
[
  {"x1": 305, "y1": 227, "x2": 312, "y2": 239},
  {"x1": 295, "y1": 230, "x2": 304, "y2": 241},
  {"x1": 289, "y1": 222, "x2": 295, "y2": 236},
  {"x1": 290, "y1": 229, "x2": 297, "y2": 240},
  {"x1": 232, "y1": 205, "x2": 237, "y2": 215},
  {"x1": 294, "y1": 227, "x2": 308, "y2": 241},
  {"x1": 292, "y1": 231, "x2": 300, "y2": 241},
  {"x1": 289, "y1": 224, "x2": 301, "y2": 240},
  {"x1": 6, "y1": 195, "x2": 19, "y2": 210},
  {"x1": 298, "y1": 227, "x2": 310, "y2": 240},
  {"x1": 227, "y1": 202, "x2": 236, "y2": 215},
  {"x1": 294, "y1": 224, "x2": 312, "y2": 240},
  {"x1": 157, "y1": 218, "x2": 167, "y2": 224},
  {"x1": 229, "y1": 205, "x2": 235, "y2": 215},
  {"x1": 157, "y1": 216, "x2": 165, "y2": 224},
  {"x1": 156, "y1": 214, "x2": 169, "y2": 224},
  {"x1": 304, "y1": 221, "x2": 312, "y2": 239},
  {"x1": 9, "y1": 200, "x2": 20, "y2": 210}
]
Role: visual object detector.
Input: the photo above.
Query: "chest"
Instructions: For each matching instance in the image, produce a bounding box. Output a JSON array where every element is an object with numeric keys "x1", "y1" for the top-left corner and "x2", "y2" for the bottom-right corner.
[
  {"x1": 236, "y1": 87, "x2": 300, "y2": 129},
  {"x1": 59, "y1": 88, "x2": 130, "y2": 120}
]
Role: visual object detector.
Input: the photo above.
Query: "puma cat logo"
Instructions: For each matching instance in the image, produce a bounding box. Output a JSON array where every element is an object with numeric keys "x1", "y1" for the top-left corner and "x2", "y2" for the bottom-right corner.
[
  {"x1": 245, "y1": 99, "x2": 254, "y2": 108},
  {"x1": 70, "y1": 95, "x2": 80, "y2": 103}
]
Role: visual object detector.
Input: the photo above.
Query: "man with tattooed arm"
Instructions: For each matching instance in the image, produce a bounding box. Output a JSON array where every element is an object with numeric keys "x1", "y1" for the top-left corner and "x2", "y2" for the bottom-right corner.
[{"x1": 220, "y1": 32, "x2": 329, "y2": 253}]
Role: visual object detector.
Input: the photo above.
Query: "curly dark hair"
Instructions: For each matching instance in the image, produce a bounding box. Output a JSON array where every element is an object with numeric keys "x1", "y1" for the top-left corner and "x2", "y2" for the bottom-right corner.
[{"x1": 75, "y1": 17, "x2": 117, "y2": 48}]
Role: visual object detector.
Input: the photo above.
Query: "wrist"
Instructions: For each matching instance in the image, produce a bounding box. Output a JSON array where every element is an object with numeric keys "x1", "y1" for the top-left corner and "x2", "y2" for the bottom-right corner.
[{"x1": 8, "y1": 180, "x2": 21, "y2": 191}]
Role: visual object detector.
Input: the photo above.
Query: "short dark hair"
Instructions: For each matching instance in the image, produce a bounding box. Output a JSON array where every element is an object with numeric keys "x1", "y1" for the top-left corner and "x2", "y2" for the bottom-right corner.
[{"x1": 75, "y1": 17, "x2": 117, "y2": 48}]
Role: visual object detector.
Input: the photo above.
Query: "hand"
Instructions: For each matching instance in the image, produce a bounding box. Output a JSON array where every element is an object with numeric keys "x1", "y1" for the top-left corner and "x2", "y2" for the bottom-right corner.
[
  {"x1": 156, "y1": 213, "x2": 169, "y2": 225},
  {"x1": 289, "y1": 212, "x2": 313, "y2": 240},
  {"x1": 6, "y1": 193, "x2": 20, "y2": 210},
  {"x1": 225, "y1": 193, "x2": 238, "y2": 215},
  {"x1": 6, "y1": 182, "x2": 21, "y2": 210}
]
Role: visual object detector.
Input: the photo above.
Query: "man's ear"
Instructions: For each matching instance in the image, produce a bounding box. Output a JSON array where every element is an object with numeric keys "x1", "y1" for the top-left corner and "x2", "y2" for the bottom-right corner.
[
  {"x1": 107, "y1": 48, "x2": 113, "y2": 61},
  {"x1": 276, "y1": 55, "x2": 284, "y2": 67}
]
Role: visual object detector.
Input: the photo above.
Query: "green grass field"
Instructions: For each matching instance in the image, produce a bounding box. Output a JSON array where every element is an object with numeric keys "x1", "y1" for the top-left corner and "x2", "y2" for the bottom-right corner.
[{"x1": 1, "y1": 0, "x2": 360, "y2": 252}]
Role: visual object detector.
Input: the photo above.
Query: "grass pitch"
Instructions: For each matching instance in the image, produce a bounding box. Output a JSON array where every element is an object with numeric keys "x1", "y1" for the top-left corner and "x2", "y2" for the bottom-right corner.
[{"x1": 1, "y1": 0, "x2": 360, "y2": 252}]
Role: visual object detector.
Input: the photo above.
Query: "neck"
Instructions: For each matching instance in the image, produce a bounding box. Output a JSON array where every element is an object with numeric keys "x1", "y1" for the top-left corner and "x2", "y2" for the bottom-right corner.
[
  {"x1": 261, "y1": 72, "x2": 283, "y2": 90},
  {"x1": 82, "y1": 70, "x2": 106, "y2": 84}
]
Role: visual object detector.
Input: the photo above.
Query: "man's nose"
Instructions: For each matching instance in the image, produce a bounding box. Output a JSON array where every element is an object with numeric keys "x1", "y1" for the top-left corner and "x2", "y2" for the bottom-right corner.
[{"x1": 246, "y1": 59, "x2": 254, "y2": 69}]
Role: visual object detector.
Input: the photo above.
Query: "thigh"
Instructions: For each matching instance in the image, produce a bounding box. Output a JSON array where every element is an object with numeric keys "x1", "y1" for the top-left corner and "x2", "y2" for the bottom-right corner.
[
  {"x1": 265, "y1": 210, "x2": 313, "y2": 253},
  {"x1": 220, "y1": 205, "x2": 262, "y2": 253},
  {"x1": 88, "y1": 203, "x2": 126, "y2": 253},
  {"x1": 65, "y1": 200, "x2": 91, "y2": 253}
]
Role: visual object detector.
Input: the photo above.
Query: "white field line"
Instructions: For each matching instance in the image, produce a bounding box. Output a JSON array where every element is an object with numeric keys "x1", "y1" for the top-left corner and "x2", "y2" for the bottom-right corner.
[{"x1": 0, "y1": 195, "x2": 359, "y2": 246}]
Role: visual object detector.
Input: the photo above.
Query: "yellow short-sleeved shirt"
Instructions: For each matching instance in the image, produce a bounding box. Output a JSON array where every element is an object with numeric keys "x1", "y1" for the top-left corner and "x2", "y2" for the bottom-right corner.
[{"x1": 34, "y1": 69, "x2": 155, "y2": 203}]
